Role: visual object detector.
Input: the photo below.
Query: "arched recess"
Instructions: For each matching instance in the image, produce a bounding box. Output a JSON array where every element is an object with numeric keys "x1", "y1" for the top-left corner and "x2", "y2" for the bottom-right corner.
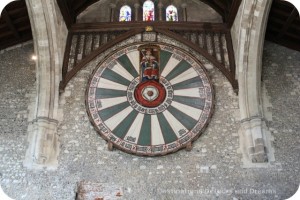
[
  {"x1": 24, "y1": 0, "x2": 67, "y2": 170},
  {"x1": 233, "y1": 0, "x2": 275, "y2": 167}
]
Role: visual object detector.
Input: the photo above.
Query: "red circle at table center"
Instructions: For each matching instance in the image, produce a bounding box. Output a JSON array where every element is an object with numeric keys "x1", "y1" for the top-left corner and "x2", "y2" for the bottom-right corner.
[{"x1": 134, "y1": 80, "x2": 166, "y2": 108}]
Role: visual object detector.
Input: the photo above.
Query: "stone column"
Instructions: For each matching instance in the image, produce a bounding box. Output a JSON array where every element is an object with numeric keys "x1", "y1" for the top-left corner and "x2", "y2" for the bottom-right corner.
[
  {"x1": 24, "y1": 0, "x2": 67, "y2": 170},
  {"x1": 110, "y1": 3, "x2": 116, "y2": 22},
  {"x1": 134, "y1": 3, "x2": 140, "y2": 21},
  {"x1": 181, "y1": 3, "x2": 187, "y2": 21},
  {"x1": 232, "y1": 0, "x2": 275, "y2": 167},
  {"x1": 158, "y1": 2, "x2": 163, "y2": 21}
]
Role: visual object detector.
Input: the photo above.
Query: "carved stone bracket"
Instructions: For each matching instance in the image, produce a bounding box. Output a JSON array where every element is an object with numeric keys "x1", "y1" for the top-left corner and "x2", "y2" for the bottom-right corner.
[
  {"x1": 239, "y1": 117, "x2": 275, "y2": 168},
  {"x1": 24, "y1": 118, "x2": 60, "y2": 170}
]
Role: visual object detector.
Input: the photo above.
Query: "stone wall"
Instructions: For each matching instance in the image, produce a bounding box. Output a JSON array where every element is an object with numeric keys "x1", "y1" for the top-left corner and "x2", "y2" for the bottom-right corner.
[
  {"x1": 1, "y1": 36, "x2": 299, "y2": 199},
  {"x1": 0, "y1": 45, "x2": 36, "y2": 199}
]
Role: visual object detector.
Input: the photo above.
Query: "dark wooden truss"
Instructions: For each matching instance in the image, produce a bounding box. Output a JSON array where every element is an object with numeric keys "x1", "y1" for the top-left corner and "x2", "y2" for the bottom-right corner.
[
  {"x1": 1, "y1": 0, "x2": 299, "y2": 52},
  {"x1": 56, "y1": 0, "x2": 242, "y2": 91},
  {"x1": 266, "y1": 0, "x2": 300, "y2": 52},
  {"x1": 56, "y1": 1, "x2": 242, "y2": 91},
  {"x1": 0, "y1": 0, "x2": 32, "y2": 50},
  {"x1": 60, "y1": 22, "x2": 238, "y2": 91}
]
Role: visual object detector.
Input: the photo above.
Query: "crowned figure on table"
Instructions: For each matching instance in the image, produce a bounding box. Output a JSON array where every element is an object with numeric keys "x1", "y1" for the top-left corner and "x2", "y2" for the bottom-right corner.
[{"x1": 140, "y1": 48, "x2": 159, "y2": 82}]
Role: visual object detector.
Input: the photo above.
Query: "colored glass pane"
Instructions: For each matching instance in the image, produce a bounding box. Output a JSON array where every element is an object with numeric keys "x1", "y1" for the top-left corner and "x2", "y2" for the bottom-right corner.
[
  {"x1": 143, "y1": 0, "x2": 155, "y2": 21},
  {"x1": 166, "y1": 5, "x2": 178, "y2": 21},
  {"x1": 119, "y1": 5, "x2": 131, "y2": 22}
]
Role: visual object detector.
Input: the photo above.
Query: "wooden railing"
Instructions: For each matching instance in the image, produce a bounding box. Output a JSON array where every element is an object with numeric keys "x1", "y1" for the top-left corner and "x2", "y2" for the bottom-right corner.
[{"x1": 60, "y1": 22, "x2": 238, "y2": 92}]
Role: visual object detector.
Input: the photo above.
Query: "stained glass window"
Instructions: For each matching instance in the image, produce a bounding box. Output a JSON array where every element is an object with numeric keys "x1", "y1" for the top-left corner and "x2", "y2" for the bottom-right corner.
[
  {"x1": 119, "y1": 5, "x2": 131, "y2": 22},
  {"x1": 143, "y1": 0, "x2": 155, "y2": 21},
  {"x1": 166, "y1": 5, "x2": 178, "y2": 21}
]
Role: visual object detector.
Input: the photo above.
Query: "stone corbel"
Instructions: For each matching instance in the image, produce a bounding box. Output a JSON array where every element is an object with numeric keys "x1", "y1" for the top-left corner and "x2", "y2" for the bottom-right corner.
[
  {"x1": 24, "y1": 118, "x2": 60, "y2": 170},
  {"x1": 239, "y1": 116, "x2": 275, "y2": 168},
  {"x1": 240, "y1": 117, "x2": 267, "y2": 162}
]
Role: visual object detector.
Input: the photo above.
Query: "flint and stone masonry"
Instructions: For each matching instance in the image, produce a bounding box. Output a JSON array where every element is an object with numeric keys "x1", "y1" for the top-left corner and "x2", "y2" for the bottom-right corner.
[{"x1": 0, "y1": 0, "x2": 299, "y2": 199}]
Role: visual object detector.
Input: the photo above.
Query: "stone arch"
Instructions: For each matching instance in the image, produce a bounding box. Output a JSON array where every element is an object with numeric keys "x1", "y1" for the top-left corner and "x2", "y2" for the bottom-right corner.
[
  {"x1": 233, "y1": 0, "x2": 275, "y2": 167},
  {"x1": 21, "y1": 0, "x2": 277, "y2": 170},
  {"x1": 23, "y1": 0, "x2": 67, "y2": 170}
]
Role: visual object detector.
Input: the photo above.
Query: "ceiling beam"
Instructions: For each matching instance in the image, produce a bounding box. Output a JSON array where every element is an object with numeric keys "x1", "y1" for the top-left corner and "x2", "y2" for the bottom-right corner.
[
  {"x1": 266, "y1": 33, "x2": 300, "y2": 52},
  {"x1": 57, "y1": 0, "x2": 76, "y2": 29},
  {"x1": 70, "y1": 21, "x2": 228, "y2": 33},
  {"x1": 0, "y1": 32, "x2": 32, "y2": 50},
  {"x1": 212, "y1": 0, "x2": 227, "y2": 10},
  {"x1": 72, "y1": 0, "x2": 88, "y2": 11},
  {"x1": 227, "y1": 0, "x2": 242, "y2": 28},
  {"x1": 1, "y1": 8, "x2": 21, "y2": 39},
  {"x1": 73, "y1": 0, "x2": 99, "y2": 17},
  {"x1": 276, "y1": 8, "x2": 298, "y2": 39}
]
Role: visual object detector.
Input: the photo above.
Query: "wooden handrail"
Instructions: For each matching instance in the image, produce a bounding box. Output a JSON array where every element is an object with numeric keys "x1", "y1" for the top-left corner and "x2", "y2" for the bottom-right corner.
[{"x1": 70, "y1": 21, "x2": 228, "y2": 33}]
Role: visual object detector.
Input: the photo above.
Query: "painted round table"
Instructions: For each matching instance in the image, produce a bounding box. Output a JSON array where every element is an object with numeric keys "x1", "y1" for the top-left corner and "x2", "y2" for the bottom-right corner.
[{"x1": 86, "y1": 43, "x2": 214, "y2": 156}]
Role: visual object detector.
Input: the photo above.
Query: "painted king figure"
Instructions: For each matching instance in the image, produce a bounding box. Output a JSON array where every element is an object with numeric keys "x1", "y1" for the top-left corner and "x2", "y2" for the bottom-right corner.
[{"x1": 141, "y1": 49, "x2": 159, "y2": 82}]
